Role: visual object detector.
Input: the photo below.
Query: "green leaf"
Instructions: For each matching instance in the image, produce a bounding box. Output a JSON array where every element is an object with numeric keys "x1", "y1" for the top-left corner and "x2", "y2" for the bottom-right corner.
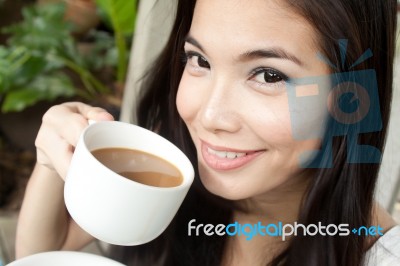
[
  {"x1": 0, "y1": 3, "x2": 112, "y2": 112},
  {"x1": 95, "y1": 0, "x2": 136, "y2": 82},
  {"x1": 79, "y1": 30, "x2": 116, "y2": 70},
  {"x1": 2, "y1": 87, "x2": 45, "y2": 112},
  {"x1": 0, "y1": 46, "x2": 28, "y2": 93},
  {"x1": 3, "y1": 3, "x2": 75, "y2": 53},
  {"x1": 1, "y1": 73, "x2": 76, "y2": 112},
  {"x1": 95, "y1": 0, "x2": 137, "y2": 35},
  {"x1": 0, "y1": 47, "x2": 10, "y2": 92},
  {"x1": 13, "y1": 55, "x2": 49, "y2": 86}
]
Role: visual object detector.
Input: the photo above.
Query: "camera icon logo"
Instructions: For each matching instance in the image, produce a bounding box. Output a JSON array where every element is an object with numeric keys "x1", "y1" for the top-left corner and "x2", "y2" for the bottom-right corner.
[{"x1": 287, "y1": 40, "x2": 382, "y2": 168}]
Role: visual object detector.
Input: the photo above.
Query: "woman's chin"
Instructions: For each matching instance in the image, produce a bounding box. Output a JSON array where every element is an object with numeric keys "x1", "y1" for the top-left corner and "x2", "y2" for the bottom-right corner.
[{"x1": 198, "y1": 169, "x2": 250, "y2": 201}]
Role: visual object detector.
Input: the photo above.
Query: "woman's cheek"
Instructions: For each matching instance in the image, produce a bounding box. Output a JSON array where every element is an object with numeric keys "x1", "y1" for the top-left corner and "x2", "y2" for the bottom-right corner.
[{"x1": 176, "y1": 74, "x2": 201, "y2": 122}]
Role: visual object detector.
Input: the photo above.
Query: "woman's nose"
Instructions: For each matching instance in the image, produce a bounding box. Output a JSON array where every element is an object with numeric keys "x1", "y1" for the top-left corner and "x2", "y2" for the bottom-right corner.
[{"x1": 199, "y1": 80, "x2": 242, "y2": 134}]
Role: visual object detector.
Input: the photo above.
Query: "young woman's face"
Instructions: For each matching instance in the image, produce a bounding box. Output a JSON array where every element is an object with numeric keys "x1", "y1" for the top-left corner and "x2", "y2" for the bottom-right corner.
[{"x1": 177, "y1": 0, "x2": 331, "y2": 200}]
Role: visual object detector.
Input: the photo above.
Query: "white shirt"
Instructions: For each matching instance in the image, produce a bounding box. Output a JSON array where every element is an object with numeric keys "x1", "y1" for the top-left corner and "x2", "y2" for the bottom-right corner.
[{"x1": 365, "y1": 225, "x2": 400, "y2": 265}]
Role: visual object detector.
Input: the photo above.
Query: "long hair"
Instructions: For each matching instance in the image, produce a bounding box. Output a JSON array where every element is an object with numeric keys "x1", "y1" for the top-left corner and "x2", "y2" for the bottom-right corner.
[
  {"x1": 110, "y1": 1, "x2": 397, "y2": 265},
  {"x1": 276, "y1": 1, "x2": 397, "y2": 265}
]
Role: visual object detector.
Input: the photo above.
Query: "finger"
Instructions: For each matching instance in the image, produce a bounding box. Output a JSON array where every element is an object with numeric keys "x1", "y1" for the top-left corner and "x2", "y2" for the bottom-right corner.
[
  {"x1": 43, "y1": 105, "x2": 88, "y2": 148},
  {"x1": 87, "y1": 108, "x2": 115, "y2": 122},
  {"x1": 42, "y1": 103, "x2": 112, "y2": 147},
  {"x1": 63, "y1": 102, "x2": 114, "y2": 121},
  {"x1": 35, "y1": 124, "x2": 73, "y2": 179},
  {"x1": 38, "y1": 102, "x2": 115, "y2": 177}
]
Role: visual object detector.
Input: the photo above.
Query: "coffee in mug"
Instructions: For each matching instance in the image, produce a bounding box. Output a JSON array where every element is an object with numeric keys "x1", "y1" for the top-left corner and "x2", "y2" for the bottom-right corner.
[
  {"x1": 64, "y1": 121, "x2": 194, "y2": 245},
  {"x1": 91, "y1": 148, "x2": 183, "y2": 188}
]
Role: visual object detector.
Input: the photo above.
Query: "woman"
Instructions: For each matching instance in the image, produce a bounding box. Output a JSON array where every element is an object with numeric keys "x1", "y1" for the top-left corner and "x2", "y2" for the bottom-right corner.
[{"x1": 16, "y1": 0, "x2": 398, "y2": 265}]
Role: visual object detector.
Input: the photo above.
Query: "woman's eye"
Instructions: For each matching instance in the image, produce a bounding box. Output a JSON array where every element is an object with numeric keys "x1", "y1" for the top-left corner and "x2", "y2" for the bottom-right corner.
[
  {"x1": 251, "y1": 68, "x2": 287, "y2": 84},
  {"x1": 184, "y1": 52, "x2": 210, "y2": 69}
]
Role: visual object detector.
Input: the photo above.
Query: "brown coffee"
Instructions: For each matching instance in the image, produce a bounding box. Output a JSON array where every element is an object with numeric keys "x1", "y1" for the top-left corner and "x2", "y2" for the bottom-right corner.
[{"x1": 91, "y1": 148, "x2": 183, "y2": 188}]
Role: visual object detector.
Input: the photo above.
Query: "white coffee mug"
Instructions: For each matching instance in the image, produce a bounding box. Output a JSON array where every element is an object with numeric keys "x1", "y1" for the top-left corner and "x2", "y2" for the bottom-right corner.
[{"x1": 64, "y1": 121, "x2": 194, "y2": 245}]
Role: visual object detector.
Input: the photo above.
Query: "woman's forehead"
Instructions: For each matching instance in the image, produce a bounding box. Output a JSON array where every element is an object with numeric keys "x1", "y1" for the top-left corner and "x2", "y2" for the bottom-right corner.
[
  {"x1": 188, "y1": 0, "x2": 323, "y2": 71},
  {"x1": 191, "y1": 0, "x2": 313, "y2": 36},
  {"x1": 190, "y1": 0, "x2": 319, "y2": 52}
]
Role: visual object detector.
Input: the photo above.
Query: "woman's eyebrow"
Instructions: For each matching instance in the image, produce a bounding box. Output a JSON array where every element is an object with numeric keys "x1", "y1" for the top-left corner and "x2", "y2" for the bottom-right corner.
[
  {"x1": 185, "y1": 35, "x2": 304, "y2": 66},
  {"x1": 184, "y1": 35, "x2": 205, "y2": 52},
  {"x1": 238, "y1": 48, "x2": 304, "y2": 66}
]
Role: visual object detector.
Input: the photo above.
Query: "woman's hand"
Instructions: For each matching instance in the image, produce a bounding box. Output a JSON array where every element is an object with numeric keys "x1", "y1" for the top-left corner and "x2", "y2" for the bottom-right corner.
[
  {"x1": 16, "y1": 102, "x2": 113, "y2": 258},
  {"x1": 35, "y1": 102, "x2": 114, "y2": 179}
]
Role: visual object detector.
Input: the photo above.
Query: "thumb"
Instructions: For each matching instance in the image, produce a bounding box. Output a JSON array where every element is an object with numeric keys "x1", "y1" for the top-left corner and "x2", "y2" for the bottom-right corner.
[{"x1": 86, "y1": 108, "x2": 115, "y2": 122}]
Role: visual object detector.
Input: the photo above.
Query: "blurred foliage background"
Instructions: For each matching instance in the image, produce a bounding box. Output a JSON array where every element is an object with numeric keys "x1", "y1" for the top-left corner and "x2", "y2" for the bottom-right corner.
[
  {"x1": 0, "y1": 0, "x2": 137, "y2": 113},
  {"x1": 0, "y1": 0, "x2": 137, "y2": 209}
]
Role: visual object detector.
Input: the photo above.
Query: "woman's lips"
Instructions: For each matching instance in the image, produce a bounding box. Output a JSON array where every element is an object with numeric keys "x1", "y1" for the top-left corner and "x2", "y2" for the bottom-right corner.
[{"x1": 200, "y1": 141, "x2": 265, "y2": 171}]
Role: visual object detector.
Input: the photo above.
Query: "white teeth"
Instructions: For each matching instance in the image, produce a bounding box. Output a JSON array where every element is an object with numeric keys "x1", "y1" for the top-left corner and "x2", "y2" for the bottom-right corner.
[
  {"x1": 236, "y1": 152, "x2": 247, "y2": 158},
  {"x1": 207, "y1": 147, "x2": 246, "y2": 159},
  {"x1": 215, "y1": 151, "x2": 227, "y2": 158},
  {"x1": 227, "y1": 152, "x2": 236, "y2": 159},
  {"x1": 236, "y1": 152, "x2": 246, "y2": 158}
]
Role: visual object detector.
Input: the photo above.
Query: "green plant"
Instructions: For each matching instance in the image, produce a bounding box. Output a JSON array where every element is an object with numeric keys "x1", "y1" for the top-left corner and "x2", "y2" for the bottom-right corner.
[
  {"x1": 0, "y1": 3, "x2": 120, "y2": 113},
  {"x1": 95, "y1": 0, "x2": 137, "y2": 83}
]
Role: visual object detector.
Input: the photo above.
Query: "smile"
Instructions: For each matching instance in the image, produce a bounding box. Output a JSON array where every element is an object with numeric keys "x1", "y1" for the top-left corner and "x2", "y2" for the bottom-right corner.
[
  {"x1": 207, "y1": 147, "x2": 246, "y2": 159},
  {"x1": 201, "y1": 141, "x2": 265, "y2": 171}
]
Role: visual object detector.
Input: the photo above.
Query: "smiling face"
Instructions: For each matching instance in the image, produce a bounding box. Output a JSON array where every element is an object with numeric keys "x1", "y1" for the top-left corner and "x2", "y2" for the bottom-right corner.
[{"x1": 176, "y1": 0, "x2": 331, "y2": 200}]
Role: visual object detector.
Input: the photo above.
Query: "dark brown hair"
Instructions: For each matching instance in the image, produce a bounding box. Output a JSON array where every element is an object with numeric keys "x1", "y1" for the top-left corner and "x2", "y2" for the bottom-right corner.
[{"x1": 110, "y1": 1, "x2": 397, "y2": 265}]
